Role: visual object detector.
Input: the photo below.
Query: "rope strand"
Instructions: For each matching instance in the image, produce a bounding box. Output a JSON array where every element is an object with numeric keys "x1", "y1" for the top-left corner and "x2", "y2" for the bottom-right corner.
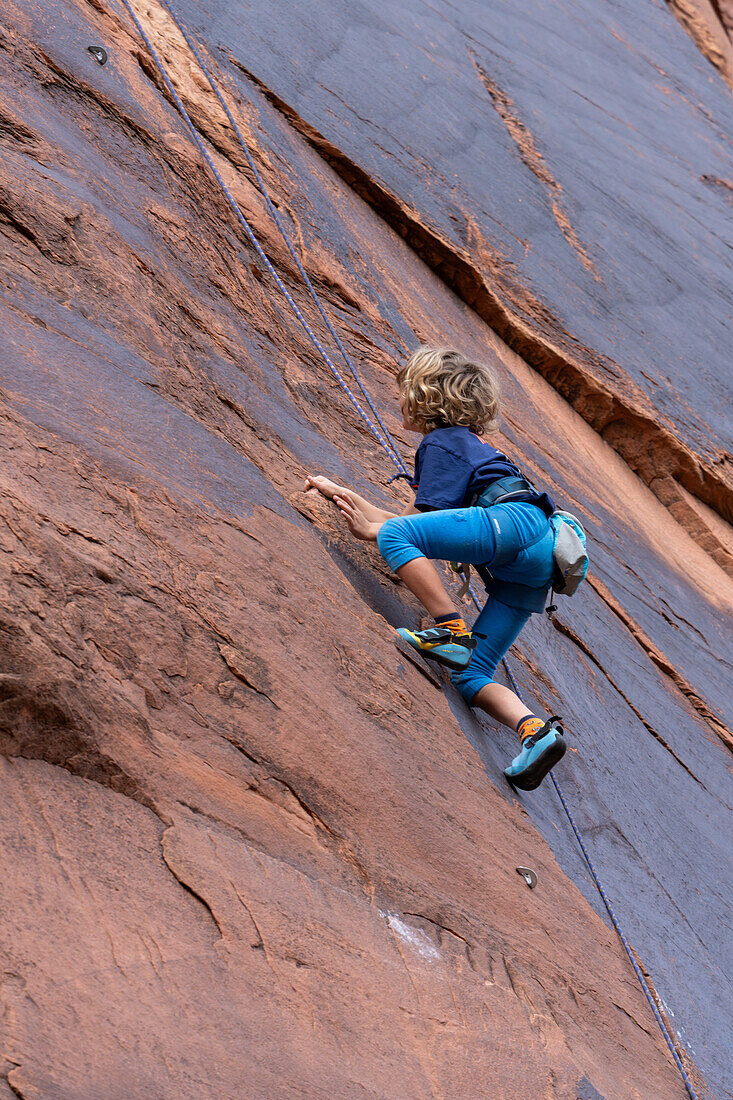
[
  {"x1": 156, "y1": 0, "x2": 407, "y2": 473},
  {"x1": 117, "y1": 0, "x2": 408, "y2": 474},
  {"x1": 501, "y1": 651, "x2": 700, "y2": 1100}
]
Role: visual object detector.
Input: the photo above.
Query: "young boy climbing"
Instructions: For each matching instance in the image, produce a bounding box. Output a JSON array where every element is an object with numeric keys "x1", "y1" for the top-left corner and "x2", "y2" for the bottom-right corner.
[{"x1": 305, "y1": 346, "x2": 566, "y2": 791}]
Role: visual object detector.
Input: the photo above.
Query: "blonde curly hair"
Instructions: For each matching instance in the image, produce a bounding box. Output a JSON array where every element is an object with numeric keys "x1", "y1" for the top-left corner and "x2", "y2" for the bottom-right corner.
[{"x1": 398, "y1": 346, "x2": 500, "y2": 435}]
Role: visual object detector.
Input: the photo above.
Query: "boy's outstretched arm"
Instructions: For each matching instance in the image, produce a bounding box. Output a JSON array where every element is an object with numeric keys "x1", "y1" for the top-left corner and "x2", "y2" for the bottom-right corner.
[{"x1": 304, "y1": 474, "x2": 402, "y2": 524}]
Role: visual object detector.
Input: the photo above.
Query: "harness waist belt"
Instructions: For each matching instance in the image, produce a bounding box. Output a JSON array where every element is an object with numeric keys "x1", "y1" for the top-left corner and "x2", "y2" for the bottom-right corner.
[{"x1": 474, "y1": 477, "x2": 534, "y2": 508}]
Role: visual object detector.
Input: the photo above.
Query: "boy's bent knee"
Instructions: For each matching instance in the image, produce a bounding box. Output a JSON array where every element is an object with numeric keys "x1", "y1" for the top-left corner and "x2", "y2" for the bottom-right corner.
[
  {"x1": 376, "y1": 517, "x2": 423, "y2": 572},
  {"x1": 451, "y1": 666, "x2": 497, "y2": 705},
  {"x1": 375, "y1": 516, "x2": 401, "y2": 555}
]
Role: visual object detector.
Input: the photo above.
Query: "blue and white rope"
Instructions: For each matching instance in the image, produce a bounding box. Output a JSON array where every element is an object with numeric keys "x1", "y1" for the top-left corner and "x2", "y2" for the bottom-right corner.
[
  {"x1": 118, "y1": 0, "x2": 408, "y2": 474},
  {"x1": 501, "y1": 654, "x2": 699, "y2": 1100},
  {"x1": 156, "y1": 0, "x2": 407, "y2": 473}
]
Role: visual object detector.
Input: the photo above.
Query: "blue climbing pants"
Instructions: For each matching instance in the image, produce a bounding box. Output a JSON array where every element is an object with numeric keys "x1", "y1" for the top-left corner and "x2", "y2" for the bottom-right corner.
[{"x1": 377, "y1": 502, "x2": 555, "y2": 704}]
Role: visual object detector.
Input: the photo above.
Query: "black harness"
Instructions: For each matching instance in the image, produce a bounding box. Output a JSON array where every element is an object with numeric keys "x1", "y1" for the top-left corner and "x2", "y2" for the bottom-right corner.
[{"x1": 472, "y1": 476, "x2": 535, "y2": 508}]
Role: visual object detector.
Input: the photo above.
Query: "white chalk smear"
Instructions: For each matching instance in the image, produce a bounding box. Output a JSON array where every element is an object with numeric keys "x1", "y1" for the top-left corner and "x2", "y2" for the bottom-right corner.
[{"x1": 382, "y1": 910, "x2": 439, "y2": 961}]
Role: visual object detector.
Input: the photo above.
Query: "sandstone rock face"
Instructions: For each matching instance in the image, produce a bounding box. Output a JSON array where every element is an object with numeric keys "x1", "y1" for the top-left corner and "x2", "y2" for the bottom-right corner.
[
  {"x1": 664, "y1": 0, "x2": 733, "y2": 83},
  {"x1": 0, "y1": 1, "x2": 731, "y2": 1098}
]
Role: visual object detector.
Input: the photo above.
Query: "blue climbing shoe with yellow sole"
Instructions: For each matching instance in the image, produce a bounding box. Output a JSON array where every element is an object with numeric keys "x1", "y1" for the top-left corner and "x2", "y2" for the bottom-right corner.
[
  {"x1": 395, "y1": 625, "x2": 477, "y2": 671},
  {"x1": 504, "y1": 717, "x2": 566, "y2": 791}
]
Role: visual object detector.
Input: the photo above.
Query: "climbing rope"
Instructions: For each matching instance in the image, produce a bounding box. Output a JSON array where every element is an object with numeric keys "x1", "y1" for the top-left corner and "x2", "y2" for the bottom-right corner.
[
  {"x1": 501, "y1": 655, "x2": 700, "y2": 1100},
  {"x1": 155, "y1": 0, "x2": 407, "y2": 473},
  {"x1": 117, "y1": 0, "x2": 409, "y2": 475},
  {"x1": 116, "y1": 7, "x2": 700, "y2": 1095}
]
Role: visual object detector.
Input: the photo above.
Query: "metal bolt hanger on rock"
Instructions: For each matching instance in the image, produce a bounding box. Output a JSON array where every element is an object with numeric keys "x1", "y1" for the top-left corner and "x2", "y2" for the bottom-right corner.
[{"x1": 516, "y1": 866, "x2": 538, "y2": 889}]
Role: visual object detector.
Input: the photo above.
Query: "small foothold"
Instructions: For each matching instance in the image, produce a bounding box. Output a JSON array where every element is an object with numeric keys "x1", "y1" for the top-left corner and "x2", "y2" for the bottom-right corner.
[
  {"x1": 88, "y1": 45, "x2": 108, "y2": 66},
  {"x1": 516, "y1": 866, "x2": 538, "y2": 889}
]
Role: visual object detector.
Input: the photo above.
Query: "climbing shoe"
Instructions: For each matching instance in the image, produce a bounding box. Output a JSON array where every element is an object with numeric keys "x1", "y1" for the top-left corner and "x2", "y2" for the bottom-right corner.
[
  {"x1": 395, "y1": 625, "x2": 477, "y2": 671},
  {"x1": 504, "y1": 717, "x2": 566, "y2": 791}
]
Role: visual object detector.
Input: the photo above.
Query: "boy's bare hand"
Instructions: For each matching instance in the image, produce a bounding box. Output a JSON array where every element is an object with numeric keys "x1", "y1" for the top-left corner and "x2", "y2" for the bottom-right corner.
[
  {"x1": 304, "y1": 478, "x2": 393, "y2": 529},
  {"x1": 334, "y1": 492, "x2": 380, "y2": 542},
  {"x1": 303, "y1": 475, "x2": 344, "y2": 499}
]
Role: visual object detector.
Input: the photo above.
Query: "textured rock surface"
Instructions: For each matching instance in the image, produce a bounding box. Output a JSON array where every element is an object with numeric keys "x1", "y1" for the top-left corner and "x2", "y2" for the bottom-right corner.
[
  {"x1": 0, "y1": 0, "x2": 731, "y2": 1097},
  {"x1": 664, "y1": 0, "x2": 733, "y2": 82}
]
